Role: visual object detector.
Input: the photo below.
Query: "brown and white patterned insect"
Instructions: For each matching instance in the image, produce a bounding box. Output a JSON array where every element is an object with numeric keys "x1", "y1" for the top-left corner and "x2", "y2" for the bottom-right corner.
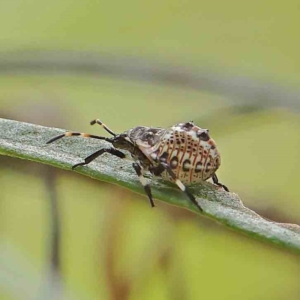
[{"x1": 47, "y1": 120, "x2": 229, "y2": 211}]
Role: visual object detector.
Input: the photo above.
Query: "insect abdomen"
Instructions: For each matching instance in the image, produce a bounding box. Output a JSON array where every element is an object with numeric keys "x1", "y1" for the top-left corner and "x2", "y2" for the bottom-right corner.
[{"x1": 157, "y1": 129, "x2": 220, "y2": 185}]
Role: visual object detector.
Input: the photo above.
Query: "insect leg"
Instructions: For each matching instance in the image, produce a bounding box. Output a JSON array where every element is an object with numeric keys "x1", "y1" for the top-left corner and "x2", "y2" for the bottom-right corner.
[
  {"x1": 149, "y1": 153, "x2": 202, "y2": 211},
  {"x1": 132, "y1": 163, "x2": 155, "y2": 208},
  {"x1": 46, "y1": 132, "x2": 113, "y2": 144},
  {"x1": 72, "y1": 148, "x2": 126, "y2": 169},
  {"x1": 158, "y1": 162, "x2": 203, "y2": 212},
  {"x1": 212, "y1": 174, "x2": 229, "y2": 192},
  {"x1": 90, "y1": 119, "x2": 116, "y2": 136}
]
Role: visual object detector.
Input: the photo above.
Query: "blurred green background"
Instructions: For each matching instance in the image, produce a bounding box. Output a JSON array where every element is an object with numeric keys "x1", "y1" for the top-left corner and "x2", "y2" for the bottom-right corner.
[{"x1": 0, "y1": 1, "x2": 300, "y2": 300}]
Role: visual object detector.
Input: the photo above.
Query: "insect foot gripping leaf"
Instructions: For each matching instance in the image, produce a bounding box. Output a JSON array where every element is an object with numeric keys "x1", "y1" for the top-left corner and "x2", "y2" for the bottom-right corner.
[{"x1": 46, "y1": 119, "x2": 229, "y2": 211}]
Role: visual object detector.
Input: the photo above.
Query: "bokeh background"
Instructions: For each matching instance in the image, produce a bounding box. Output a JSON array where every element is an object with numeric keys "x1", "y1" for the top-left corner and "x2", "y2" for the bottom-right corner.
[{"x1": 1, "y1": 1, "x2": 300, "y2": 300}]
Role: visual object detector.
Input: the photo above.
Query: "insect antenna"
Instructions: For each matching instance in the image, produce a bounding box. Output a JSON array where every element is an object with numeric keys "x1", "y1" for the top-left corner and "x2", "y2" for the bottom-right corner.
[{"x1": 90, "y1": 119, "x2": 116, "y2": 136}]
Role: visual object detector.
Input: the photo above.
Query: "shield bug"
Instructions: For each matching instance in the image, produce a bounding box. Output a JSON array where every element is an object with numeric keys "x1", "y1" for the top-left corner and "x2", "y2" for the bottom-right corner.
[{"x1": 47, "y1": 120, "x2": 229, "y2": 211}]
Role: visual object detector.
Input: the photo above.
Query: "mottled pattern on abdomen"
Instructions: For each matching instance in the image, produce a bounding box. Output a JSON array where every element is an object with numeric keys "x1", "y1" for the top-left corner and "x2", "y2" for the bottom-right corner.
[{"x1": 156, "y1": 128, "x2": 220, "y2": 185}]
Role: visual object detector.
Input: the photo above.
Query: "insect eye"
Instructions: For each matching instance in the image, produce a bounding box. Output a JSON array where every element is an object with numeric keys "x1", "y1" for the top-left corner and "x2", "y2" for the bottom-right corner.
[
  {"x1": 146, "y1": 132, "x2": 154, "y2": 137},
  {"x1": 197, "y1": 129, "x2": 210, "y2": 141}
]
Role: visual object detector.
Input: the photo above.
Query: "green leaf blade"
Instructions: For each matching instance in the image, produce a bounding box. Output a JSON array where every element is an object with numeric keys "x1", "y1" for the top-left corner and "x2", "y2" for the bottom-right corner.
[{"x1": 1, "y1": 118, "x2": 300, "y2": 253}]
